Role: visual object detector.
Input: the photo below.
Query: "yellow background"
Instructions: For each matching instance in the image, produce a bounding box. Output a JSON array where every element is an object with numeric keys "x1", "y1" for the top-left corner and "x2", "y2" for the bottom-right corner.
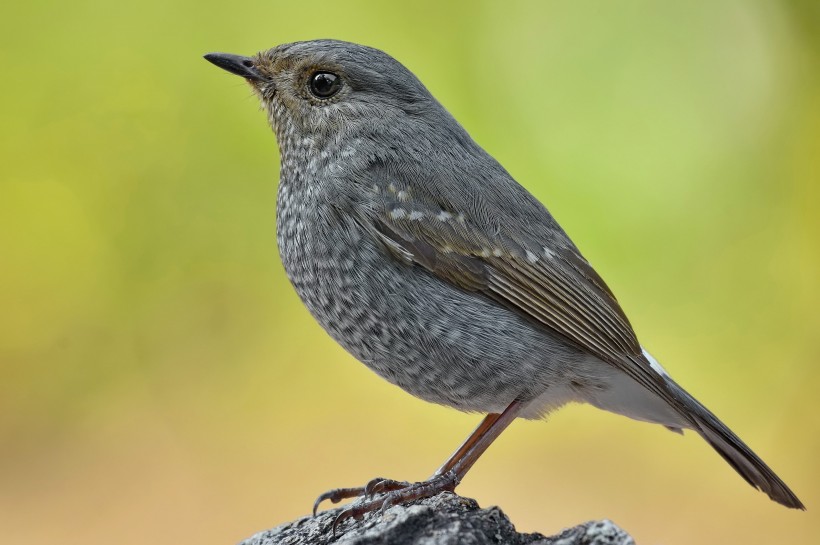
[{"x1": 1, "y1": 1, "x2": 818, "y2": 544}]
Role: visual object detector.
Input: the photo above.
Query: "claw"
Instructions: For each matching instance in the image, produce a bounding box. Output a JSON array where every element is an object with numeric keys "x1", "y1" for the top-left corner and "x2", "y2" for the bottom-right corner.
[
  {"x1": 379, "y1": 491, "x2": 398, "y2": 515},
  {"x1": 330, "y1": 498, "x2": 378, "y2": 538},
  {"x1": 363, "y1": 476, "x2": 386, "y2": 498},
  {"x1": 312, "y1": 486, "x2": 365, "y2": 516},
  {"x1": 331, "y1": 509, "x2": 346, "y2": 538},
  {"x1": 311, "y1": 495, "x2": 325, "y2": 518}
]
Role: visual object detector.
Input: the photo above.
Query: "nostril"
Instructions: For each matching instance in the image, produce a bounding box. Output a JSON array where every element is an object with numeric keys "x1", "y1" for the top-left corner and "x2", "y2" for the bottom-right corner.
[{"x1": 242, "y1": 59, "x2": 254, "y2": 68}]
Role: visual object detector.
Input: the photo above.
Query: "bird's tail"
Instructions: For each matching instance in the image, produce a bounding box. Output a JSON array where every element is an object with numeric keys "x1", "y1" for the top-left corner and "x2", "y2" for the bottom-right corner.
[{"x1": 664, "y1": 378, "x2": 805, "y2": 510}]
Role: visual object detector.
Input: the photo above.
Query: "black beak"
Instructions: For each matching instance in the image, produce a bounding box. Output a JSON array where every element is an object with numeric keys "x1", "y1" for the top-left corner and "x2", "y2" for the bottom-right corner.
[{"x1": 203, "y1": 52, "x2": 264, "y2": 81}]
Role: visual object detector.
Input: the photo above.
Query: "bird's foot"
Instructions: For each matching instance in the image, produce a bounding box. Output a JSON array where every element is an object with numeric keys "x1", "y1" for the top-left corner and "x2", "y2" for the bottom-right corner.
[
  {"x1": 313, "y1": 471, "x2": 460, "y2": 537},
  {"x1": 312, "y1": 476, "x2": 407, "y2": 516}
]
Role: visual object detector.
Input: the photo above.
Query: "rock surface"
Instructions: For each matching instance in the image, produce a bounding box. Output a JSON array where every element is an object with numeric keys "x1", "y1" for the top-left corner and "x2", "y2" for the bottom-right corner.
[{"x1": 239, "y1": 492, "x2": 635, "y2": 545}]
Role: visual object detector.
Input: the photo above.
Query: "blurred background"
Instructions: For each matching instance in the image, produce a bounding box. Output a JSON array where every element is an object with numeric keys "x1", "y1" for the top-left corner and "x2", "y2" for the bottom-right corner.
[{"x1": 1, "y1": 1, "x2": 818, "y2": 544}]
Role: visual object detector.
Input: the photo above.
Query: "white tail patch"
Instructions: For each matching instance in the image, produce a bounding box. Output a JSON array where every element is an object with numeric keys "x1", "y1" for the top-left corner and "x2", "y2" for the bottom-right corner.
[{"x1": 642, "y1": 347, "x2": 668, "y2": 377}]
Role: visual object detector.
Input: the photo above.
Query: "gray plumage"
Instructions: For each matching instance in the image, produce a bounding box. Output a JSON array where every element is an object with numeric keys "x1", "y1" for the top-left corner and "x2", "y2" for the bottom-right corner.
[{"x1": 204, "y1": 40, "x2": 803, "y2": 510}]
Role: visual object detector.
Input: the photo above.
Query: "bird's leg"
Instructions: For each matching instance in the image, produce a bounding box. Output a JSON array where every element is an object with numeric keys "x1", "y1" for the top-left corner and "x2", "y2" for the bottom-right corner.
[
  {"x1": 362, "y1": 411, "x2": 504, "y2": 498},
  {"x1": 313, "y1": 411, "x2": 496, "y2": 515},
  {"x1": 324, "y1": 399, "x2": 524, "y2": 537},
  {"x1": 443, "y1": 399, "x2": 523, "y2": 479},
  {"x1": 313, "y1": 410, "x2": 506, "y2": 515},
  {"x1": 432, "y1": 411, "x2": 502, "y2": 477}
]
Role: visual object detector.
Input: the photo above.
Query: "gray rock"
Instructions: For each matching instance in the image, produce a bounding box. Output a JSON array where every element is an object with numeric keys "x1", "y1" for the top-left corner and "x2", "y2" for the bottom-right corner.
[{"x1": 239, "y1": 492, "x2": 635, "y2": 545}]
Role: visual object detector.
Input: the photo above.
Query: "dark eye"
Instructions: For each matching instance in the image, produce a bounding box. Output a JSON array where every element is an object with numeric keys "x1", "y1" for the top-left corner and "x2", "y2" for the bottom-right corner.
[{"x1": 309, "y1": 71, "x2": 341, "y2": 98}]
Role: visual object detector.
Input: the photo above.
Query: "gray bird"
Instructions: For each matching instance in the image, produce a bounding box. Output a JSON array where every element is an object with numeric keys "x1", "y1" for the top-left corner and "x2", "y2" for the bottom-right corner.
[{"x1": 204, "y1": 40, "x2": 804, "y2": 526}]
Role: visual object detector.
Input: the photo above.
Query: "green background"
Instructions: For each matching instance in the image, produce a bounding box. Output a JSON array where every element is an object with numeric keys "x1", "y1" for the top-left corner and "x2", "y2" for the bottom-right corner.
[{"x1": 1, "y1": 1, "x2": 818, "y2": 544}]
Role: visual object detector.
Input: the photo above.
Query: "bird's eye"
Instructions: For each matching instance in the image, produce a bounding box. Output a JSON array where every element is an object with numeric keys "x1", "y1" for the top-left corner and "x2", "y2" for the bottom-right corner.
[{"x1": 309, "y1": 72, "x2": 342, "y2": 99}]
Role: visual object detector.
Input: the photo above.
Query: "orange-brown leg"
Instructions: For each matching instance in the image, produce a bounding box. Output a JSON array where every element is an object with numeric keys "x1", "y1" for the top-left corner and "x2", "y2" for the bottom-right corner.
[
  {"x1": 312, "y1": 410, "x2": 505, "y2": 515},
  {"x1": 360, "y1": 410, "x2": 505, "y2": 498},
  {"x1": 434, "y1": 411, "x2": 502, "y2": 476},
  {"x1": 313, "y1": 400, "x2": 525, "y2": 537}
]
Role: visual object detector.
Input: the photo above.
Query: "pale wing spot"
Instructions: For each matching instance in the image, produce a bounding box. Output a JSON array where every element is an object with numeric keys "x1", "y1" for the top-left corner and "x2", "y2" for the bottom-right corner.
[
  {"x1": 397, "y1": 190, "x2": 408, "y2": 201},
  {"x1": 389, "y1": 208, "x2": 407, "y2": 219},
  {"x1": 543, "y1": 247, "x2": 556, "y2": 259},
  {"x1": 388, "y1": 183, "x2": 397, "y2": 193},
  {"x1": 525, "y1": 250, "x2": 539, "y2": 263},
  {"x1": 492, "y1": 248, "x2": 504, "y2": 257},
  {"x1": 456, "y1": 212, "x2": 466, "y2": 224},
  {"x1": 408, "y1": 210, "x2": 424, "y2": 220},
  {"x1": 480, "y1": 248, "x2": 491, "y2": 258},
  {"x1": 437, "y1": 211, "x2": 453, "y2": 222}
]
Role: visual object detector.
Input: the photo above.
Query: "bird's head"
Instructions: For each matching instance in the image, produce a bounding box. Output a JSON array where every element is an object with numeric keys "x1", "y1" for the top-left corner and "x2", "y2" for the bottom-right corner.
[
  {"x1": 206, "y1": 41, "x2": 436, "y2": 145},
  {"x1": 204, "y1": 40, "x2": 470, "y2": 159}
]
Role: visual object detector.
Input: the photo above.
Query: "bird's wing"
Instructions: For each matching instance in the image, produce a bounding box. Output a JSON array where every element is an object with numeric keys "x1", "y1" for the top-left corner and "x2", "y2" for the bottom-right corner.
[{"x1": 352, "y1": 162, "x2": 683, "y2": 415}]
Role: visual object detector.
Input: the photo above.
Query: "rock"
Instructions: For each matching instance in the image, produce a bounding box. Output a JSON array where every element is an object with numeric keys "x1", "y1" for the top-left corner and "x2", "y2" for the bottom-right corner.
[{"x1": 239, "y1": 492, "x2": 635, "y2": 545}]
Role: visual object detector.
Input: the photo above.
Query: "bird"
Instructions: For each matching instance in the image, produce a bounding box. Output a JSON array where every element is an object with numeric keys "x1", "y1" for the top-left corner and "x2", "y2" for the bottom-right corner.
[{"x1": 203, "y1": 39, "x2": 804, "y2": 528}]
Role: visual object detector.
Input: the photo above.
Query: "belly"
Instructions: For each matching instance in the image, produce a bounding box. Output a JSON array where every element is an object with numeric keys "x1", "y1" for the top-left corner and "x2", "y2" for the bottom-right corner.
[{"x1": 277, "y1": 210, "x2": 588, "y2": 414}]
